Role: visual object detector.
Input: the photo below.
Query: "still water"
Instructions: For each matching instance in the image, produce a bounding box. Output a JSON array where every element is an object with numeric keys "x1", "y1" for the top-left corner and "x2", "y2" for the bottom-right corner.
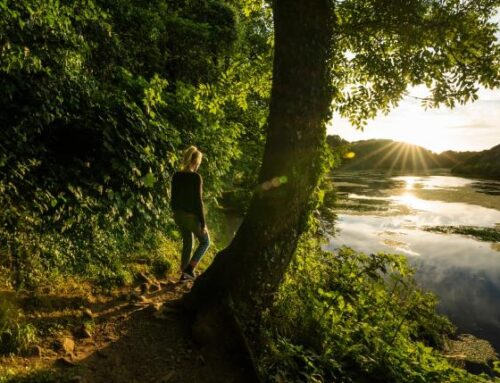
[{"x1": 328, "y1": 172, "x2": 500, "y2": 350}]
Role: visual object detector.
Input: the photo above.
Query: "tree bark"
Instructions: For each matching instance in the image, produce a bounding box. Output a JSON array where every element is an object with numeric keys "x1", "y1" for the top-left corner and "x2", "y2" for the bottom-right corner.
[{"x1": 184, "y1": 0, "x2": 334, "y2": 320}]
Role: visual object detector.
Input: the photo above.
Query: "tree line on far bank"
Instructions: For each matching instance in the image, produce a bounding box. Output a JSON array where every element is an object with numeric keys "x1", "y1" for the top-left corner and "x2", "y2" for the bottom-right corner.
[{"x1": 328, "y1": 135, "x2": 500, "y2": 179}]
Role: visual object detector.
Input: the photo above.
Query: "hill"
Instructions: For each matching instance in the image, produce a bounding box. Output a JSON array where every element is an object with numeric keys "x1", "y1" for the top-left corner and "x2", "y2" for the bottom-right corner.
[
  {"x1": 330, "y1": 138, "x2": 443, "y2": 171},
  {"x1": 435, "y1": 150, "x2": 478, "y2": 168},
  {"x1": 452, "y1": 144, "x2": 500, "y2": 180},
  {"x1": 326, "y1": 136, "x2": 491, "y2": 173}
]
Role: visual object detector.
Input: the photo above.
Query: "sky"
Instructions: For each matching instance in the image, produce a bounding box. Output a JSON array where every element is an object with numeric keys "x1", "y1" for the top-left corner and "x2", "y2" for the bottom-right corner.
[
  {"x1": 328, "y1": 87, "x2": 500, "y2": 153},
  {"x1": 328, "y1": 14, "x2": 500, "y2": 154}
]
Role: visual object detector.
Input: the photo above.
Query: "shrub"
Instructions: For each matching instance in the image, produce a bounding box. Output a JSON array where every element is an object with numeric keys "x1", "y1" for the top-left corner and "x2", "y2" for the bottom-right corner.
[
  {"x1": 0, "y1": 298, "x2": 38, "y2": 355},
  {"x1": 260, "y1": 235, "x2": 497, "y2": 383},
  {"x1": 0, "y1": 0, "x2": 266, "y2": 290}
]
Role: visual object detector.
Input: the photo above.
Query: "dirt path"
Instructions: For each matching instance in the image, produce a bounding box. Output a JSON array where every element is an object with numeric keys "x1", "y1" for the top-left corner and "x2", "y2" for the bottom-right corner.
[{"x1": 1, "y1": 278, "x2": 255, "y2": 383}]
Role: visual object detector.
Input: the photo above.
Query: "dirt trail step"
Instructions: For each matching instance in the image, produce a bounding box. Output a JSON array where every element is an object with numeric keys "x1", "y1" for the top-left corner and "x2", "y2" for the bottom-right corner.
[{"x1": 1, "y1": 279, "x2": 257, "y2": 383}]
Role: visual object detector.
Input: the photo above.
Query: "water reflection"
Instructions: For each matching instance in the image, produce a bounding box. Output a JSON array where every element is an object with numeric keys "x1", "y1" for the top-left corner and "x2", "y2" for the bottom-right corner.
[
  {"x1": 392, "y1": 192, "x2": 434, "y2": 211},
  {"x1": 329, "y1": 172, "x2": 500, "y2": 350},
  {"x1": 393, "y1": 175, "x2": 475, "y2": 190}
]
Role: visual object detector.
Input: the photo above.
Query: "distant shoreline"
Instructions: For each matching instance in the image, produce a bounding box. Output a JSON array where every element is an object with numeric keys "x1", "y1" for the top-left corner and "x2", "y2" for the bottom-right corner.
[{"x1": 327, "y1": 136, "x2": 500, "y2": 180}]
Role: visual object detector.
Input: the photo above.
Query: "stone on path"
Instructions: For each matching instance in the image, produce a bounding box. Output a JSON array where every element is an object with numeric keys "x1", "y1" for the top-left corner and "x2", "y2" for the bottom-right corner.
[
  {"x1": 140, "y1": 283, "x2": 150, "y2": 294},
  {"x1": 29, "y1": 345, "x2": 43, "y2": 358},
  {"x1": 136, "y1": 272, "x2": 153, "y2": 284},
  {"x1": 149, "y1": 283, "x2": 161, "y2": 292},
  {"x1": 157, "y1": 371, "x2": 175, "y2": 383},
  {"x1": 82, "y1": 308, "x2": 94, "y2": 320},
  {"x1": 56, "y1": 357, "x2": 77, "y2": 367},
  {"x1": 54, "y1": 337, "x2": 75, "y2": 354},
  {"x1": 74, "y1": 325, "x2": 92, "y2": 339}
]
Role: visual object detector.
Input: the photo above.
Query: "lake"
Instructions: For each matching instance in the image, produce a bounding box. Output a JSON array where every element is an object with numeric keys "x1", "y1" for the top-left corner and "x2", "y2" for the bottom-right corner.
[{"x1": 327, "y1": 172, "x2": 500, "y2": 351}]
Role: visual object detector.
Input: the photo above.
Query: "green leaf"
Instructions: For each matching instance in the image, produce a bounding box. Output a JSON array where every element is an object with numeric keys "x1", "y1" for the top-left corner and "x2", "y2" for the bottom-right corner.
[{"x1": 142, "y1": 172, "x2": 156, "y2": 188}]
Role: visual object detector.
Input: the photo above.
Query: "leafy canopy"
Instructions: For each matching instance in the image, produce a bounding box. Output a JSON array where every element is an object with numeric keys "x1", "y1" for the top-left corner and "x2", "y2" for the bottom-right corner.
[{"x1": 296, "y1": 0, "x2": 500, "y2": 126}]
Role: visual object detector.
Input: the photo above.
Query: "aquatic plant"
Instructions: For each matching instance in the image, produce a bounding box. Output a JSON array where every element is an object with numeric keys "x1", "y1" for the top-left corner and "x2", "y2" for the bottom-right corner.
[{"x1": 423, "y1": 226, "x2": 500, "y2": 243}]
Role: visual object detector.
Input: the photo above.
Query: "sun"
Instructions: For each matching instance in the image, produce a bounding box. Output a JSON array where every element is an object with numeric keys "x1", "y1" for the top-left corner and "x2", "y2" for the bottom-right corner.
[
  {"x1": 329, "y1": 83, "x2": 500, "y2": 153},
  {"x1": 387, "y1": 126, "x2": 450, "y2": 153}
]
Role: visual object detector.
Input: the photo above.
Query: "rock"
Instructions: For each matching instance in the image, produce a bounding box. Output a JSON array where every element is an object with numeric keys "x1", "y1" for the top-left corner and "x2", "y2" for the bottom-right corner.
[
  {"x1": 96, "y1": 349, "x2": 108, "y2": 359},
  {"x1": 149, "y1": 283, "x2": 161, "y2": 292},
  {"x1": 104, "y1": 335, "x2": 116, "y2": 342},
  {"x1": 29, "y1": 345, "x2": 43, "y2": 358},
  {"x1": 44, "y1": 349, "x2": 58, "y2": 358},
  {"x1": 197, "y1": 355, "x2": 206, "y2": 365},
  {"x1": 192, "y1": 321, "x2": 216, "y2": 345},
  {"x1": 1, "y1": 332, "x2": 13, "y2": 346},
  {"x1": 82, "y1": 308, "x2": 94, "y2": 320},
  {"x1": 111, "y1": 354, "x2": 121, "y2": 366},
  {"x1": 153, "y1": 312, "x2": 168, "y2": 320},
  {"x1": 61, "y1": 337, "x2": 75, "y2": 354},
  {"x1": 54, "y1": 337, "x2": 75, "y2": 354},
  {"x1": 464, "y1": 360, "x2": 495, "y2": 376},
  {"x1": 82, "y1": 328, "x2": 92, "y2": 338},
  {"x1": 56, "y1": 357, "x2": 77, "y2": 367},
  {"x1": 140, "y1": 283, "x2": 150, "y2": 294},
  {"x1": 129, "y1": 291, "x2": 146, "y2": 302},
  {"x1": 144, "y1": 303, "x2": 161, "y2": 315},
  {"x1": 161, "y1": 305, "x2": 180, "y2": 314},
  {"x1": 74, "y1": 325, "x2": 92, "y2": 339},
  {"x1": 136, "y1": 272, "x2": 152, "y2": 284},
  {"x1": 157, "y1": 371, "x2": 175, "y2": 383},
  {"x1": 446, "y1": 333, "x2": 498, "y2": 376},
  {"x1": 117, "y1": 293, "x2": 129, "y2": 302}
]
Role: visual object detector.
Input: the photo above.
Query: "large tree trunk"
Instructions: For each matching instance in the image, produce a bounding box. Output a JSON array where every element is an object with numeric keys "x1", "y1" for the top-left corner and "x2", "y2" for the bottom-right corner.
[{"x1": 184, "y1": 0, "x2": 333, "y2": 331}]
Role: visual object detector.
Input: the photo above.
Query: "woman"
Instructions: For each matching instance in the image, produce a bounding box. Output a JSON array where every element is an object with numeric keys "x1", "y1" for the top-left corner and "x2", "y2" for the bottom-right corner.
[{"x1": 170, "y1": 146, "x2": 210, "y2": 280}]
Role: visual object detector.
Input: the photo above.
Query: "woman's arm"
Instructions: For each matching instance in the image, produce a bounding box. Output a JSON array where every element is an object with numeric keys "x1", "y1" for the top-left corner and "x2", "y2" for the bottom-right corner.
[{"x1": 195, "y1": 173, "x2": 206, "y2": 229}]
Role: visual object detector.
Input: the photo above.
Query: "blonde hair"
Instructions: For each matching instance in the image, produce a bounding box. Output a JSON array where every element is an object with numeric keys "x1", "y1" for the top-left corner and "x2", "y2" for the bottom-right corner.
[{"x1": 181, "y1": 145, "x2": 203, "y2": 171}]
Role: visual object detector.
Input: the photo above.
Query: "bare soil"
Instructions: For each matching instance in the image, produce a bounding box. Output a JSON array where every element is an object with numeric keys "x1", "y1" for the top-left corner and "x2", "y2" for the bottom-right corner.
[{"x1": 0, "y1": 278, "x2": 255, "y2": 383}]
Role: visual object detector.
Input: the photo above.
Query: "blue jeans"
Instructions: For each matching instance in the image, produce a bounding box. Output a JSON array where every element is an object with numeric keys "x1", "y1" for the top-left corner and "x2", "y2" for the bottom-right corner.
[{"x1": 173, "y1": 210, "x2": 210, "y2": 270}]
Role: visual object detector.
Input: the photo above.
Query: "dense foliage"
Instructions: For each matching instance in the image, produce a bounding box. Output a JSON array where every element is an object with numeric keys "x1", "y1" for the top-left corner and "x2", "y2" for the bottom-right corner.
[
  {"x1": 260, "y1": 235, "x2": 498, "y2": 383},
  {"x1": 0, "y1": 298, "x2": 37, "y2": 355},
  {"x1": 0, "y1": 0, "x2": 272, "y2": 288},
  {"x1": 330, "y1": 0, "x2": 500, "y2": 127},
  {"x1": 452, "y1": 144, "x2": 500, "y2": 179}
]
